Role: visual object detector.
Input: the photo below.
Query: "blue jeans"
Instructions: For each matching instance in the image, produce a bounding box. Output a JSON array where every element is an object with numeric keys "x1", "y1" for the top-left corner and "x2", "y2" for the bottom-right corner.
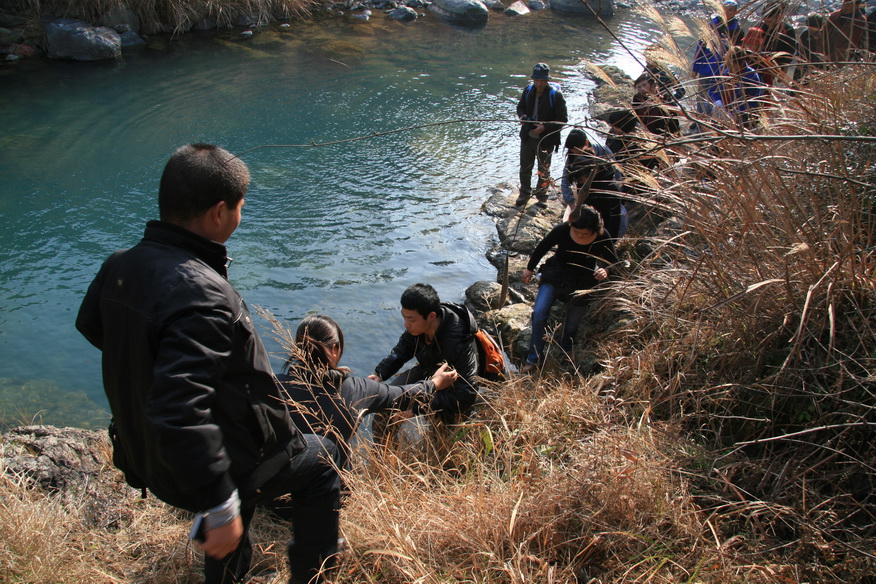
[{"x1": 526, "y1": 283, "x2": 592, "y2": 365}]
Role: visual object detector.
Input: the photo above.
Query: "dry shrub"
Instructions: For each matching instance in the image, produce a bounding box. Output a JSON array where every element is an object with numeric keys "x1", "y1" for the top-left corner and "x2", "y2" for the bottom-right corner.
[
  {"x1": 597, "y1": 61, "x2": 876, "y2": 580},
  {"x1": 5, "y1": 0, "x2": 319, "y2": 34},
  {"x1": 336, "y1": 377, "x2": 707, "y2": 583}
]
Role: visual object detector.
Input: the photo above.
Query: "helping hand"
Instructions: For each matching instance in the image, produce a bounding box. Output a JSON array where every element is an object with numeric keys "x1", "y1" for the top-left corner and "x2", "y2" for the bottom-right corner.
[{"x1": 431, "y1": 362, "x2": 458, "y2": 390}]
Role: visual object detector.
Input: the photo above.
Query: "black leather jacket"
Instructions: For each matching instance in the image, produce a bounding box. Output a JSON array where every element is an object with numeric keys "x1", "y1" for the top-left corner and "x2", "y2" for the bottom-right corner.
[
  {"x1": 76, "y1": 221, "x2": 304, "y2": 512},
  {"x1": 374, "y1": 302, "x2": 479, "y2": 418}
]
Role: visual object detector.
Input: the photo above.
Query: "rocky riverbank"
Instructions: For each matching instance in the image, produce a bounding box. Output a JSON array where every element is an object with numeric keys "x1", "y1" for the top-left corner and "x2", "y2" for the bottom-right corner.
[{"x1": 3, "y1": 0, "x2": 853, "y2": 63}]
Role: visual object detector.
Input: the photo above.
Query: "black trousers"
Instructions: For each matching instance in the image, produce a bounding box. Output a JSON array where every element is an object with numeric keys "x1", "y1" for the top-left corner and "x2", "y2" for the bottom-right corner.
[{"x1": 205, "y1": 434, "x2": 341, "y2": 584}]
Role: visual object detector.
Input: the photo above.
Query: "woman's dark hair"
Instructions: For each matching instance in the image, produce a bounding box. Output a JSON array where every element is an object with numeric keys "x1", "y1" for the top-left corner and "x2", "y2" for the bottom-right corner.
[
  {"x1": 569, "y1": 204, "x2": 605, "y2": 234},
  {"x1": 283, "y1": 315, "x2": 350, "y2": 391},
  {"x1": 295, "y1": 315, "x2": 345, "y2": 368},
  {"x1": 806, "y1": 12, "x2": 824, "y2": 28}
]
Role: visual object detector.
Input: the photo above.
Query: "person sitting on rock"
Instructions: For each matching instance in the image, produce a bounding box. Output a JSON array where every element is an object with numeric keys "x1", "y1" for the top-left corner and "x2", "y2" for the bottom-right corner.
[
  {"x1": 278, "y1": 314, "x2": 457, "y2": 470},
  {"x1": 605, "y1": 109, "x2": 641, "y2": 165},
  {"x1": 711, "y1": 0, "x2": 745, "y2": 45},
  {"x1": 822, "y1": 0, "x2": 868, "y2": 65},
  {"x1": 743, "y1": 1, "x2": 798, "y2": 85},
  {"x1": 691, "y1": 21, "x2": 730, "y2": 117},
  {"x1": 642, "y1": 46, "x2": 686, "y2": 103},
  {"x1": 797, "y1": 12, "x2": 826, "y2": 80},
  {"x1": 560, "y1": 128, "x2": 626, "y2": 240},
  {"x1": 520, "y1": 205, "x2": 619, "y2": 373}
]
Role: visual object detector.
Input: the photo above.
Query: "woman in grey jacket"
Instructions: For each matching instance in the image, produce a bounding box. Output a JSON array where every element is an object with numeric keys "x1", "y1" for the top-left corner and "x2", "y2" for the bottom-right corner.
[{"x1": 278, "y1": 315, "x2": 457, "y2": 467}]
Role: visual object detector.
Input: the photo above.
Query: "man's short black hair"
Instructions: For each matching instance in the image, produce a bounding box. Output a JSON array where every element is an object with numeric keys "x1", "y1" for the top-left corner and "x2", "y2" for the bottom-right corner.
[
  {"x1": 401, "y1": 283, "x2": 440, "y2": 319},
  {"x1": 158, "y1": 143, "x2": 250, "y2": 223}
]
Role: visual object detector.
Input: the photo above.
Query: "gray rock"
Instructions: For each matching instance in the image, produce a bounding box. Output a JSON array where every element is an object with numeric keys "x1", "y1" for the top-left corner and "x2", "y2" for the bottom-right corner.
[
  {"x1": 407, "y1": 0, "x2": 431, "y2": 6},
  {"x1": 429, "y1": 0, "x2": 489, "y2": 25},
  {"x1": 98, "y1": 4, "x2": 141, "y2": 34},
  {"x1": 0, "y1": 26, "x2": 23, "y2": 45},
  {"x1": 119, "y1": 30, "x2": 146, "y2": 48},
  {"x1": 505, "y1": 0, "x2": 531, "y2": 15},
  {"x1": 483, "y1": 303, "x2": 533, "y2": 361},
  {"x1": 45, "y1": 18, "x2": 121, "y2": 61},
  {"x1": 1, "y1": 425, "x2": 140, "y2": 530},
  {"x1": 194, "y1": 18, "x2": 217, "y2": 31},
  {"x1": 350, "y1": 12, "x2": 371, "y2": 21},
  {"x1": 484, "y1": 0, "x2": 506, "y2": 9},
  {"x1": 550, "y1": 0, "x2": 614, "y2": 16},
  {"x1": 528, "y1": 0, "x2": 547, "y2": 9},
  {"x1": 466, "y1": 281, "x2": 504, "y2": 313},
  {"x1": 389, "y1": 6, "x2": 419, "y2": 20}
]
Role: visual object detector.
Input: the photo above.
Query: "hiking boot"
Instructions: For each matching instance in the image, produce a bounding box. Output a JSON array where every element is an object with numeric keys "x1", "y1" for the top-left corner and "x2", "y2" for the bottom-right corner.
[{"x1": 515, "y1": 194, "x2": 530, "y2": 207}]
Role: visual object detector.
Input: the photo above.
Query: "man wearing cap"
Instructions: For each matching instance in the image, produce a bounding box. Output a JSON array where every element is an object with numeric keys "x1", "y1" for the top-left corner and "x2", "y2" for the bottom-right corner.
[
  {"x1": 515, "y1": 62, "x2": 568, "y2": 208},
  {"x1": 712, "y1": 0, "x2": 745, "y2": 45}
]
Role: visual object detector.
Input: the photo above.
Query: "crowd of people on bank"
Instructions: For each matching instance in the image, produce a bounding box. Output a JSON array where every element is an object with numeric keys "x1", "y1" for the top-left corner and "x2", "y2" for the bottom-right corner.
[{"x1": 72, "y1": 3, "x2": 876, "y2": 583}]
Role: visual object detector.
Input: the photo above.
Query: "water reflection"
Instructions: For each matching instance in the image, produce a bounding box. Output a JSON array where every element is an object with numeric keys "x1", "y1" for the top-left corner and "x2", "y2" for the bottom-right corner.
[{"x1": 0, "y1": 10, "x2": 667, "y2": 426}]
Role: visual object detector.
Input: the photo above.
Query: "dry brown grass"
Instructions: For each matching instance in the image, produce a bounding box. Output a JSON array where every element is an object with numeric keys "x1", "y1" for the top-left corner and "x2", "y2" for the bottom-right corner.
[{"x1": 4, "y1": 0, "x2": 320, "y2": 34}]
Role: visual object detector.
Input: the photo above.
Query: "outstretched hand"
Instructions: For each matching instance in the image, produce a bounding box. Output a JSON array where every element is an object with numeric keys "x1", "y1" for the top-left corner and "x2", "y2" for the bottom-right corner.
[{"x1": 430, "y1": 362, "x2": 459, "y2": 390}]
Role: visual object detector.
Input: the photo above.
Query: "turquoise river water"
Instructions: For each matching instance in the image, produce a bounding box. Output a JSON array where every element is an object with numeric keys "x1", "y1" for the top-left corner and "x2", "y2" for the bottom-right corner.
[{"x1": 0, "y1": 9, "x2": 672, "y2": 428}]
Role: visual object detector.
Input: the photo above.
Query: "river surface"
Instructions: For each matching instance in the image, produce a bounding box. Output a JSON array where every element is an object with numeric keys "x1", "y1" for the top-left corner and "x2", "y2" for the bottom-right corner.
[{"x1": 0, "y1": 8, "x2": 668, "y2": 428}]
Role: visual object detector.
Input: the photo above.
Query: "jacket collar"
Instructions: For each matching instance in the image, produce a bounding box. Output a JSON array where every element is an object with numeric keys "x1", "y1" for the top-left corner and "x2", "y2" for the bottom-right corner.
[{"x1": 143, "y1": 220, "x2": 230, "y2": 278}]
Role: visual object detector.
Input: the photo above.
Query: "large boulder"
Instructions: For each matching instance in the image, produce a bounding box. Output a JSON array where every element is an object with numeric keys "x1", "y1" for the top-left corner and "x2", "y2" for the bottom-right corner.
[
  {"x1": 550, "y1": 0, "x2": 614, "y2": 17},
  {"x1": 429, "y1": 0, "x2": 489, "y2": 25},
  {"x1": 45, "y1": 18, "x2": 121, "y2": 61}
]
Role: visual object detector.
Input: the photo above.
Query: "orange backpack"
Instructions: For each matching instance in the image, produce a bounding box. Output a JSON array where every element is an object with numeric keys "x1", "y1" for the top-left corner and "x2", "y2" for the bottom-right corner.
[{"x1": 474, "y1": 329, "x2": 508, "y2": 381}]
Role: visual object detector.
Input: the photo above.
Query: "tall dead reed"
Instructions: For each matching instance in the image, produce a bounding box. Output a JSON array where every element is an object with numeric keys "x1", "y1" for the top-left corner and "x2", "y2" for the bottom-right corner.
[{"x1": 594, "y1": 60, "x2": 876, "y2": 580}]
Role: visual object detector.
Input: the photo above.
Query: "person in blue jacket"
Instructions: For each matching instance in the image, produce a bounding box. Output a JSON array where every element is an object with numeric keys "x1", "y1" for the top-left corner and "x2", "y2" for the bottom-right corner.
[{"x1": 709, "y1": 45, "x2": 767, "y2": 127}]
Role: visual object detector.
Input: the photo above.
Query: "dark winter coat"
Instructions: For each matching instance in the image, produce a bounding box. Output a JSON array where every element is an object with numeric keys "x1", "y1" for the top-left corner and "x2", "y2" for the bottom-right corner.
[
  {"x1": 76, "y1": 221, "x2": 305, "y2": 512},
  {"x1": 374, "y1": 302, "x2": 479, "y2": 418}
]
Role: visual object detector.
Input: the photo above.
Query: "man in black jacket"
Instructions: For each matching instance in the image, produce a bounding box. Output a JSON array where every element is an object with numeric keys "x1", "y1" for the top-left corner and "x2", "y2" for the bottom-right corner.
[
  {"x1": 515, "y1": 62, "x2": 569, "y2": 207},
  {"x1": 76, "y1": 143, "x2": 340, "y2": 584},
  {"x1": 368, "y1": 283, "x2": 479, "y2": 423}
]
